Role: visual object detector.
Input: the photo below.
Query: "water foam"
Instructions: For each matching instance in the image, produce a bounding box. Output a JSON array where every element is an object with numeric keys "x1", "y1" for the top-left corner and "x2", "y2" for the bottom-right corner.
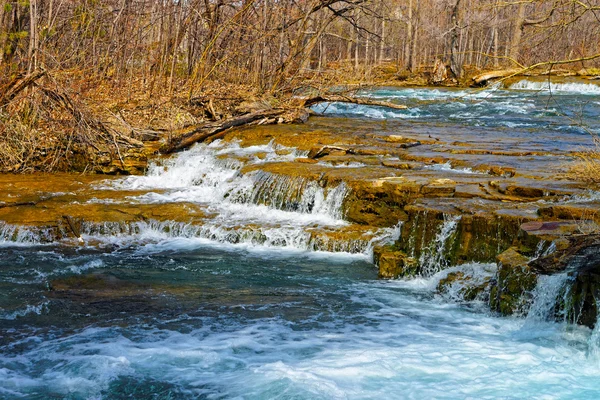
[
  {"x1": 418, "y1": 214, "x2": 461, "y2": 276},
  {"x1": 423, "y1": 161, "x2": 478, "y2": 174},
  {"x1": 0, "y1": 222, "x2": 48, "y2": 247},
  {"x1": 0, "y1": 301, "x2": 49, "y2": 320},
  {"x1": 509, "y1": 80, "x2": 600, "y2": 95}
]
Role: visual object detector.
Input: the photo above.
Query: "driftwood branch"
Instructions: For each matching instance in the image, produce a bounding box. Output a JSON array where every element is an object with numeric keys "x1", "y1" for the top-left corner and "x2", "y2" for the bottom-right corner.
[
  {"x1": 301, "y1": 95, "x2": 407, "y2": 110},
  {"x1": 472, "y1": 69, "x2": 522, "y2": 86},
  {"x1": 160, "y1": 95, "x2": 410, "y2": 154},
  {"x1": 160, "y1": 109, "x2": 286, "y2": 153},
  {"x1": 0, "y1": 69, "x2": 46, "y2": 107},
  {"x1": 473, "y1": 53, "x2": 600, "y2": 86}
]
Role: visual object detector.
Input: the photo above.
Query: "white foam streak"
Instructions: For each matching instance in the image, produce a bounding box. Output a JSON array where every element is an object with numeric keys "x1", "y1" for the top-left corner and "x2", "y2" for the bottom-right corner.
[
  {"x1": 424, "y1": 162, "x2": 478, "y2": 174},
  {"x1": 509, "y1": 80, "x2": 600, "y2": 94},
  {"x1": 0, "y1": 301, "x2": 49, "y2": 320},
  {"x1": 526, "y1": 273, "x2": 571, "y2": 323},
  {"x1": 419, "y1": 214, "x2": 461, "y2": 276}
]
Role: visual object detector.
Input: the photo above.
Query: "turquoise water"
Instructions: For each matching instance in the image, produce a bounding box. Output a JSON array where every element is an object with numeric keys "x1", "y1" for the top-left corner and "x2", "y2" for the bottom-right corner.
[
  {"x1": 3, "y1": 80, "x2": 600, "y2": 399},
  {"x1": 2, "y1": 243, "x2": 600, "y2": 399}
]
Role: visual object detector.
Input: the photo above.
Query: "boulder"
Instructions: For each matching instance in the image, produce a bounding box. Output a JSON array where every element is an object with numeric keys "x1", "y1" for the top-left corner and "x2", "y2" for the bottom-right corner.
[
  {"x1": 529, "y1": 234, "x2": 600, "y2": 275},
  {"x1": 373, "y1": 245, "x2": 418, "y2": 279},
  {"x1": 489, "y1": 247, "x2": 537, "y2": 315},
  {"x1": 437, "y1": 271, "x2": 491, "y2": 302}
]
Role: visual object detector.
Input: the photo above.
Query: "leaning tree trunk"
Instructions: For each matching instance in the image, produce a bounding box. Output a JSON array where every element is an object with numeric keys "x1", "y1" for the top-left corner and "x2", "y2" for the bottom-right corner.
[
  {"x1": 509, "y1": 3, "x2": 526, "y2": 65},
  {"x1": 449, "y1": 0, "x2": 462, "y2": 79}
]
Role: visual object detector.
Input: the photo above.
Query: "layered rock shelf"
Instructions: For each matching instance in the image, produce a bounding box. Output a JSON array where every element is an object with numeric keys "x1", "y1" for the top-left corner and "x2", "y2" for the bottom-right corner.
[{"x1": 1, "y1": 115, "x2": 599, "y2": 326}]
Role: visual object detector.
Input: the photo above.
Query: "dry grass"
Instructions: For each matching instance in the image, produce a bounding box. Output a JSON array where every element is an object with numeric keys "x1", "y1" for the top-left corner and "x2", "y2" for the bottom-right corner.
[
  {"x1": 569, "y1": 136, "x2": 600, "y2": 184},
  {"x1": 0, "y1": 69, "x2": 279, "y2": 173}
]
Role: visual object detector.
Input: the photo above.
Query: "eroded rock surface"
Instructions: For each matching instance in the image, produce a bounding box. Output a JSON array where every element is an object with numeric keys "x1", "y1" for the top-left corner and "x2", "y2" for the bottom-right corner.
[{"x1": 1, "y1": 116, "x2": 599, "y2": 325}]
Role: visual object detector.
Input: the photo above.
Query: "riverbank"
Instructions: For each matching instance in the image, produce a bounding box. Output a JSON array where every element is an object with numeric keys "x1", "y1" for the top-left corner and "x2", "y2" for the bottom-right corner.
[
  {"x1": 3, "y1": 82, "x2": 600, "y2": 398},
  {"x1": 3, "y1": 81, "x2": 600, "y2": 326},
  {"x1": 2, "y1": 66, "x2": 600, "y2": 174}
]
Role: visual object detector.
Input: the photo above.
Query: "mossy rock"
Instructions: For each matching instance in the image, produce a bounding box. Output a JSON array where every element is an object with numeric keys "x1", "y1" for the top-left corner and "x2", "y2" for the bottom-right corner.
[
  {"x1": 437, "y1": 271, "x2": 491, "y2": 302},
  {"x1": 489, "y1": 247, "x2": 537, "y2": 315},
  {"x1": 373, "y1": 244, "x2": 418, "y2": 279}
]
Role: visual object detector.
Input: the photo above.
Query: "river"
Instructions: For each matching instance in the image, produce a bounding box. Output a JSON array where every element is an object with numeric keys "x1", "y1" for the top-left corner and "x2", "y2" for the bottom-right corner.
[{"x1": 1, "y1": 78, "x2": 600, "y2": 399}]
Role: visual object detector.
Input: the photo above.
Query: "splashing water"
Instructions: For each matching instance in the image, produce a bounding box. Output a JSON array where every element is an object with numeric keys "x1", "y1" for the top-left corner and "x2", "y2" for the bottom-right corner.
[
  {"x1": 509, "y1": 80, "x2": 600, "y2": 95},
  {"x1": 418, "y1": 214, "x2": 462, "y2": 276},
  {"x1": 525, "y1": 273, "x2": 572, "y2": 323}
]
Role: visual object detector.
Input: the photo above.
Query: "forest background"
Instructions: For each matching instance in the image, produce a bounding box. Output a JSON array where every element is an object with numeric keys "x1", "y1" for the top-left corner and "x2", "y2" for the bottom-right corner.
[{"x1": 1, "y1": 0, "x2": 599, "y2": 173}]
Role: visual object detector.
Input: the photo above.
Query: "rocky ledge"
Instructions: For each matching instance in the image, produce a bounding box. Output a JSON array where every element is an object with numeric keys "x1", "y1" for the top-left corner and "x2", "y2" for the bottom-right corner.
[{"x1": 1, "y1": 116, "x2": 599, "y2": 327}]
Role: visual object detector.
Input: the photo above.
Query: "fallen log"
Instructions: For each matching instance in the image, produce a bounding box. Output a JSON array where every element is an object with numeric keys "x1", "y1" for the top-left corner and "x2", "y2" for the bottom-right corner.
[
  {"x1": 471, "y1": 69, "x2": 521, "y2": 86},
  {"x1": 301, "y1": 95, "x2": 407, "y2": 110},
  {"x1": 0, "y1": 69, "x2": 46, "y2": 107},
  {"x1": 160, "y1": 108, "x2": 286, "y2": 154},
  {"x1": 160, "y1": 96, "x2": 406, "y2": 154},
  {"x1": 307, "y1": 145, "x2": 354, "y2": 159}
]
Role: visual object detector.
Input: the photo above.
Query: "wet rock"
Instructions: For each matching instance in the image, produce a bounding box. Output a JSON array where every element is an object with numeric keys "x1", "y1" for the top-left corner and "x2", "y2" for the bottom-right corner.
[
  {"x1": 454, "y1": 184, "x2": 487, "y2": 199},
  {"x1": 560, "y1": 270, "x2": 600, "y2": 328},
  {"x1": 373, "y1": 244, "x2": 418, "y2": 279},
  {"x1": 385, "y1": 135, "x2": 407, "y2": 143},
  {"x1": 437, "y1": 271, "x2": 491, "y2": 302},
  {"x1": 381, "y1": 160, "x2": 421, "y2": 170},
  {"x1": 518, "y1": 220, "x2": 588, "y2": 256},
  {"x1": 538, "y1": 203, "x2": 600, "y2": 226},
  {"x1": 487, "y1": 165, "x2": 516, "y2": 178},
  {"x1": 421, "y1": 179, "x2": 456, "y2": 197},
  {"x1": 529, "y1": 234, "x2": 600, "y2": 275},
  {"x1": 505, "y1": 185, "x2": 544, "y2": 199},
  {"x1": 321, "y1": 155, "x2": 381, "y2": 166},
  {"x1": 489, "y1": 247, "x2": 537, "y2": 315}
]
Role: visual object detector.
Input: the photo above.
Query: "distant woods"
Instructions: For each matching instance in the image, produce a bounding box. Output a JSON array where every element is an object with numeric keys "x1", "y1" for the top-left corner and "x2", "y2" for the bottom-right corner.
[{"x1": 1, "y1": 0, "x2": 600, "y2": 93}]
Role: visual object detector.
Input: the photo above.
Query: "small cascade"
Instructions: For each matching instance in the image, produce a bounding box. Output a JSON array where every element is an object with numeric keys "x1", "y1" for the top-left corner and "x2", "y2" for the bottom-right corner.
[
  {"x1": 111, "y1": 140, "x2": 346, "y2": 221},
  {"x1": 77, "y1": 134, "x2": 384, "y2": 255},
  {"x1": 0, "y1": 222, "x2": 47, "y2": 246},
  {"x1": 525, "y1": 273, "x2": 572, "y2": 323},
  {"x1": 74, "y1": 219, "x2": 382, "y2": 256},
  {"x1": 587, "y1": 298, "x2": 600, "y2": 358},
  {"x1": 0, "y1": 140, "x2": 400, "y2": 258},
  {"x1": 509, "y1": 80, "x2": 600, "y2": 95},
  {"x1": 227, "y1": 171, "x2": 348, "y2": 219},
  {"x1": 418, "y1": 214, "x2": 461, "y2": 276},
  {"x1": 435, "y1": 263, "x2": 497, "y2": 303}
]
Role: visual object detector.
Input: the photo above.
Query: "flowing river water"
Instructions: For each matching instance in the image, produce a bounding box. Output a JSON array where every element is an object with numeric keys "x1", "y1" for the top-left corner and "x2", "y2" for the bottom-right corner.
[{"x1": 2, "y1": 79, "x2": 600, "y2": 399}]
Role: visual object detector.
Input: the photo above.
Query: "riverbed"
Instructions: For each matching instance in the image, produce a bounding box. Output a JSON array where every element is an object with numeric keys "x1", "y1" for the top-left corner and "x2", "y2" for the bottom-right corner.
[{"x1": 2, "y1": 79, "x2": 600, "y2": 399}]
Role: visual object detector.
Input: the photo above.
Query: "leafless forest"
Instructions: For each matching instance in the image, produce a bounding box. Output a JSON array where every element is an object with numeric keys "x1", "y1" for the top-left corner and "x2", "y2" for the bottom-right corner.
[
  {"x1": 2, "y1": 0, "x2": 600, "y2": 92},
  {"x1": 1, "y1": 0, "x2": 599, "y2": 173}
]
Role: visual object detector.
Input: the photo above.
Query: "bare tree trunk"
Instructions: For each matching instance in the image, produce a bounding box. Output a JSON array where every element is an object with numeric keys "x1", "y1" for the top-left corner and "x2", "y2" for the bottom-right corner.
[
  {"x1": 354, "y1": 11, "x2": 360, "y2": 71},
  {"x1": 406, "y1": 0, "x2": 413, "y2": 71},
  {"x1": 409, "y1": 0, "x2": 419, "y2": 72},
  {"x1": 28, "y1": 0, "x2": 38, "y2": 72},
  {"x1": 493, "y1": 1, "x2": 500, "y2": 68},
  {"x1": 0, "y1": 0, "x2": 8, "y2": 66},
  {"x1": 509, "y1": 3, "x2": 526, "y2": 65},
  {"x1": 379, "y1": 17, "x2": 385, "y2": 64},
  {"x1": 450, "y1": 0, "x2": 462, "y2": 78}
]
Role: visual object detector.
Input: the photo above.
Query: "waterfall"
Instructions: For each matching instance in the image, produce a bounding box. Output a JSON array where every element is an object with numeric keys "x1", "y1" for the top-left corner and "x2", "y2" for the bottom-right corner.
[
  {"x1": 0, "y1": 140, "x2": 394, "y2": 256},
  {"x1": 0, "y1": 222, "x2": 46, "y2": 246},
  {"x1": 418, "y1": 214, "x2": 461, "y2": 276},
  {"x1": 525, "y1": 273, "x2": 572, "y2": 323},
  {"x1": 508, "y1": 80, "x2": 600, "y2": 95}
]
